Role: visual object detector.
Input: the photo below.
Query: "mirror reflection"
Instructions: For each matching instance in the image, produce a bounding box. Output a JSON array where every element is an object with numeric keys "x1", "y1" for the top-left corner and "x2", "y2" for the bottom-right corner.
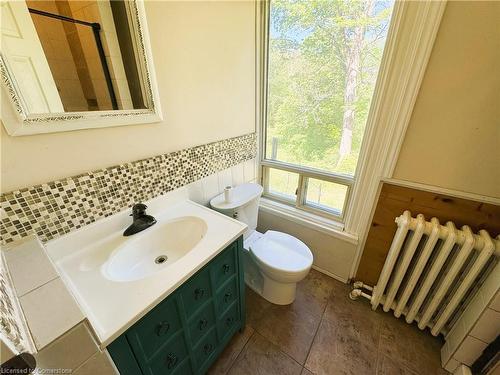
[{"x1": 1, "y1": 0, "x2": 148, "y2": 113}]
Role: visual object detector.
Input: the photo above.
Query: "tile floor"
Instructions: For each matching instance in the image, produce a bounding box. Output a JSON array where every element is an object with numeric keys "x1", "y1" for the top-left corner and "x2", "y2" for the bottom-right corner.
[{"x1": 208, "y1": 269, "x2": 448, "y2": 375}]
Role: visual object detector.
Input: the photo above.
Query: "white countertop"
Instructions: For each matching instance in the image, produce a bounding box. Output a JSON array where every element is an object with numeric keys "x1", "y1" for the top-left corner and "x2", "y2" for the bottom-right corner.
[{"x1": 45, "y1": 190, "x2": 246, "y2": 347}]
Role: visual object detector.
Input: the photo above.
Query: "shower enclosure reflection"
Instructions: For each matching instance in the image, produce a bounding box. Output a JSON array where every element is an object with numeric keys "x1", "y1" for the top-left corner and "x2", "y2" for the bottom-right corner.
[{"x1": 1, "y1": 0, "x2": 148, "y2": 114}]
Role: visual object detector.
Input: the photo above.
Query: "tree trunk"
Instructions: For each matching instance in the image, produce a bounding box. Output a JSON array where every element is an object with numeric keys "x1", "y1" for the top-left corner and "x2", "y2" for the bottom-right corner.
[{"x1": 338, "y1": 0, "x2": 373, "y2": 161}]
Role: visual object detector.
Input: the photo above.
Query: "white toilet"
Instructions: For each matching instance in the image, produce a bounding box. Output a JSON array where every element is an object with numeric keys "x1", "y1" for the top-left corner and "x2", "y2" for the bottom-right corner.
[{"x1": 210, "y1": 183, "x2": 313, "y2": 305}]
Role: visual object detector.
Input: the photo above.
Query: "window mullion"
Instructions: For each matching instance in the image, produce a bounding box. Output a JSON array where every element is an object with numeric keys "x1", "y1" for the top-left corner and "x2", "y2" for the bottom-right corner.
[
  {"x1": 296, "y1": 175, "x2": 307, "y2": 208},
  {"x1": 261, "y1": 166, "x2": 268, "y2": 190}
]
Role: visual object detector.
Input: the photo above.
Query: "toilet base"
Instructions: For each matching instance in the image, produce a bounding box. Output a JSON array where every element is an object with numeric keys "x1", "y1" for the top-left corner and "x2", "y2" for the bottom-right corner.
[
  {"x1": 261, "y1": 274, "x2": 297, "y2": 305},
  {"x1": 242, "y1": 230, "x2": 311, "y2": 305},
  {"x1": 243, "y1": 252, "x2": 298, "y2": 305}
]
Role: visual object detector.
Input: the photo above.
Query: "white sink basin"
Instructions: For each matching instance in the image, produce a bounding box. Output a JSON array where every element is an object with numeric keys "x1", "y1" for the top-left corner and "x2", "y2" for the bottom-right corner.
[
  {"x1": 102, "y1": 216, "x2": 207, "y2": 282},
  {"x1": 45, "y1": 190, "x2": 246, "y2": 346}
]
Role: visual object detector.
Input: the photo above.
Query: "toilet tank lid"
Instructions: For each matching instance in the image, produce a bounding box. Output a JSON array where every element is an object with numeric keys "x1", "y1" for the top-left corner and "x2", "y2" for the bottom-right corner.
[{"x1": 210, "y1": 183, "x2": 263, "y2": 210}]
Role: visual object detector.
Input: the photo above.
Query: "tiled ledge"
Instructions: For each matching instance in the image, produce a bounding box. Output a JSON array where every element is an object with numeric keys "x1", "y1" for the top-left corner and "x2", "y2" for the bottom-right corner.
[
  {"x1": 1, "y1": 236, "x2": 117, "y2": 374},
  {"x1": 1, "y1": 236, "x2": 84, "y2": 353},
  {"x1": 0, "y1": 133, "x2": 256, "y2": 245}
]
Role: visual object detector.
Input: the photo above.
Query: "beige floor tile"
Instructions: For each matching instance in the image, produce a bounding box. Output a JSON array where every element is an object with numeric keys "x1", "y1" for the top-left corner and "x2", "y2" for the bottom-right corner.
[
  {"x1": 228, "y1": 333, "x2": 302, "y2": 375},
  {"x1": 254, "y1": 303, "x2": 321, "y2": 364},
  {"x1": 376, "y1": 353, "x2": 417, "y2": 375},
  {"x1": 208, "y1": 326, "x2": 255, "y2": 375},
  {"x1": 294, "y1": 269, "x2": 338, "y2": 318},
  {"x1": 245, "y1": 287, "x2": 273, "y2": 328},
  {"x1": 305, "y1": 314, "x2": 379, "y2": 375},
  {"x1": 240, "y1": 273, "x2": 447, "y2": 375},
  {"x1": 323, "y1": 281, "x2": 380, "y2": 327},
  {"x1": 378, "y1": 313, "x2": 446, "y2": 375},
  {"x1": 301, "y1": 367, "x2": 314, "y2": 375}
]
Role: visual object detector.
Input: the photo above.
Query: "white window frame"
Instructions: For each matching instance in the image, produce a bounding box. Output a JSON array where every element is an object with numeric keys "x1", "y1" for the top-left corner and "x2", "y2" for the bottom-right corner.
[
  {"x1": 261, "y1": 161, "x2": 353, "y2": 221},
  {"x1": 256, "y1": 0, "x2": 447, "y2": 277}
]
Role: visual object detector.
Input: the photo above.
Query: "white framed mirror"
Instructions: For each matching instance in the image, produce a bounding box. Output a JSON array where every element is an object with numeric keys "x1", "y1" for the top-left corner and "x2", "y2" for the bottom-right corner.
[{"x1": 0, "y1": 0, "x2": 161, "y2": 136}]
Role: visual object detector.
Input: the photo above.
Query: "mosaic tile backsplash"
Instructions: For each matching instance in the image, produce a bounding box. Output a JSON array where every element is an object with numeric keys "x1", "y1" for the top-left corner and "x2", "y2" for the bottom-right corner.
[{"x1": 0, "y1": 133, "x2": 256, "y2": 245}]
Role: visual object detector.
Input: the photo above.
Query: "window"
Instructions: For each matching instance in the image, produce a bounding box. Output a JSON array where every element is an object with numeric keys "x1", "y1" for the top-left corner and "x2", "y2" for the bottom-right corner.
[{"x1": 261, "y1": 0, "x2": 395, "y2": 221}]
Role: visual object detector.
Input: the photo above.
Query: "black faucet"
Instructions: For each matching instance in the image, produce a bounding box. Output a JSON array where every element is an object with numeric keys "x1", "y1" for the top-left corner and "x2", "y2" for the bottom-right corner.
[{"x1": 123, "y1": 203, "x2": 157, "y2": 236}]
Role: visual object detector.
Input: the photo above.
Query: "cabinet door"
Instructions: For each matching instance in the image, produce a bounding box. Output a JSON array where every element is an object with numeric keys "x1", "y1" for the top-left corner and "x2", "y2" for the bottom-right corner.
[
  {"x1": 217, "y1": 302, "x2": 240, "y2": 343},
  {"x1": 215, "y1": 276, "x2": 238, "y2": 315},
  {"x1": 187, "y1": 300, "x2": 216, "y2": 347},
  {"x1": 170, "y1": 358, "x2": 193, "y2": 375},
  {"x1": 210, "y1": 242, "x2": 237, "y2": 289},
  {"x1": 127, "y1": 297, "x2": 182, "y2": 360},
  {"x1": 107, "y1": 335, "x2": 144, "y2": 375},
  {"x1": 180, "y1": 267, "x2": 212, "y2": 317},
  {"x1": 147, "y1": 331, "x2": 191, "y2": 375},
  {"x1": 192, "y1": 327, "x2": 218, "y2": 371}
]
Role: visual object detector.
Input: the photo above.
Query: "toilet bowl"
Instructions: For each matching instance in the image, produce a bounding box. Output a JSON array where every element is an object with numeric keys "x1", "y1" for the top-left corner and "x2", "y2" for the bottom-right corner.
[
  {"x1": 210, "y1": 183, "x2": 313, "y2": 305},
  {"x1": 249, "y1": 230, "x2": 312, "y2": 304}
]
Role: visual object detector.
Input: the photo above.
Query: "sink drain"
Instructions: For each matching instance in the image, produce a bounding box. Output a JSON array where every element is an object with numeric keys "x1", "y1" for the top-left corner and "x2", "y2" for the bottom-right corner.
[{"x1": 155, "y1": 255, "x2": 168, "y2": 264}]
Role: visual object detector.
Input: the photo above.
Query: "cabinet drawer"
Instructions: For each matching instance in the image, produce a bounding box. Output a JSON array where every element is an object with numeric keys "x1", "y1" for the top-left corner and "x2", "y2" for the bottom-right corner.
[
  {"x1": 217, "y1": 302, "x2": 239, "y2": 342},
  {"x1": 149, "y1": 331, "x2": 190, "y2": 375},
  {"x1": 127, "y1": 297, "x2": 182, "y2": 359},
  {"x1": 188, "y1": 300, "x2": 216, "y2": 346},
  {"x1": 180, "y1": 267, "x2": 212, "y2": 317},
  {"x1": 171, "y1": 358, "x2": 193, "y2": 375},
  {"x1": 216, "y1": 276, "x2": 238, "y2": 314},
  {"x1": 211, "y1": 242, "x2": 237, "y2": 289},
  {"x1": 192, "y1": 327, "x2": 218, "y2": 370}
]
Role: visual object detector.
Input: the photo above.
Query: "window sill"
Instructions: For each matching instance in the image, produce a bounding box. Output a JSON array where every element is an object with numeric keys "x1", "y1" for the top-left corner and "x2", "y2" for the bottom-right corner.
[{"x1": 259, "y1": 197, "x2": 358, "y2": 245}]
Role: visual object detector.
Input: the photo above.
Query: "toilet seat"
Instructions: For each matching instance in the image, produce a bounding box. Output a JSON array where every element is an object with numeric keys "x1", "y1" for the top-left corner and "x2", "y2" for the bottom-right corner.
[{"x1": 249, "y1": 230, "x2": 313, "y2": 275}]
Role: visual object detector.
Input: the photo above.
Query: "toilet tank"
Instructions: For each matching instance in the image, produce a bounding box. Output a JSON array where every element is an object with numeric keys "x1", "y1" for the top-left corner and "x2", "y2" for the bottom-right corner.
[{"x1": 210, "y1": 183, "x2": 263, "y2": 239}]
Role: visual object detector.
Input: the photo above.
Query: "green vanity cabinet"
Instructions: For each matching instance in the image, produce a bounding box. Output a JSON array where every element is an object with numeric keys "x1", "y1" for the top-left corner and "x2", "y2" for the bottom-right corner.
[{"x1": 108, "y1": 236, "x2": 245, "y2": 375}]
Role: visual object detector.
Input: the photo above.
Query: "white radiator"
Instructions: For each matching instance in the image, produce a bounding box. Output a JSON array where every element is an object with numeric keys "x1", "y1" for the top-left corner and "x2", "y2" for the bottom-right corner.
[{"x1": 351, "y1": 211, "x2": 500, "y2": 336}]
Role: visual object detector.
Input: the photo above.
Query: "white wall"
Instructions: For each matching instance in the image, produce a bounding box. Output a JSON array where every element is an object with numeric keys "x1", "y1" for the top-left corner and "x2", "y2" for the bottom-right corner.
[
  {"x1": 0, "y1": 1, "x2": 256, "y2": 193},
  {"x1": 393, "y1": 1, "x2": 500, "y2": 198}
]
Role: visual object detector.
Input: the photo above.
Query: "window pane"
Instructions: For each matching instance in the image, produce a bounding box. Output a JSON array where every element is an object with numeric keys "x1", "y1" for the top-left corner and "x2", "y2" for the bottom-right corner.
[
  {"x1": 266, "y1": 168, "x2": 299, "y2": 202},
  {"x1": 305, "y1": 178, "x2": 348, "y2": 216},
  {"x1": 266, "y1": 0, "x2": 394, "y2": 176}
]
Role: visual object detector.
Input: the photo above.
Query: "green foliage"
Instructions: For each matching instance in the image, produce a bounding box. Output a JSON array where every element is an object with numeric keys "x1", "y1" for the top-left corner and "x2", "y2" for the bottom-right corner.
[{"x1": 266, "y1": 0, "x2": 393, "y2": 175}]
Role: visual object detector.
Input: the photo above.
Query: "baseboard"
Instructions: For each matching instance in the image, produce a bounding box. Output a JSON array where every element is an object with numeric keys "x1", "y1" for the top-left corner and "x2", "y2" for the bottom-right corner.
[{"x1": 311, "y1": 264, "x2": 349, "y2": 284}]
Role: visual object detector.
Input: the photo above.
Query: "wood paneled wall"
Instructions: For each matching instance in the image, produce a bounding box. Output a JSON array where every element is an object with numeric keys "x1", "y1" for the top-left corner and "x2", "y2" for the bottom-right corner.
[{"x1": 355, "y1": 183, "x2": 500, "y2": 285}]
